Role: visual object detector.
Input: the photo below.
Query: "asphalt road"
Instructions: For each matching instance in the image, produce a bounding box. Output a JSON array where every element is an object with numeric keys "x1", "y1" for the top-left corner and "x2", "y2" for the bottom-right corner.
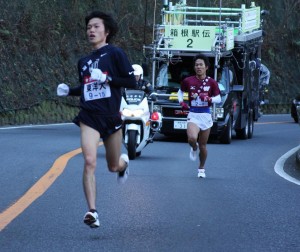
[{"x1": 0, "y1": 114, "x2": 299, "y2": 252}]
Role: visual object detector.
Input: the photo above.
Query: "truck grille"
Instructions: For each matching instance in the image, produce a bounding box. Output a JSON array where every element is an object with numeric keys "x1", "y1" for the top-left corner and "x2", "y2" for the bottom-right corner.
[{"x1": 162, "y1": 106, "x2": 188, "y2": 118}]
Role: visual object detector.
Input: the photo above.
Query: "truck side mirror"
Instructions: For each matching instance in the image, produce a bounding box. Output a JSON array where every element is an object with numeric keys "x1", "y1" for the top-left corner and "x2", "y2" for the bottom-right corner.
[{"x1": 148, "y1": 92, "x2": 157, "y2": 101}]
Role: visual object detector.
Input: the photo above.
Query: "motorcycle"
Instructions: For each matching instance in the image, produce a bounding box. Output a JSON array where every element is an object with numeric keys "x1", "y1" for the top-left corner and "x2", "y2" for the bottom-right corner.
[
  {"x1": 120, "y1": 89, "x2": 161, "y2": 160},
  {"x1": 291, "y1": 94, "x2": 300, "y2": 124}
]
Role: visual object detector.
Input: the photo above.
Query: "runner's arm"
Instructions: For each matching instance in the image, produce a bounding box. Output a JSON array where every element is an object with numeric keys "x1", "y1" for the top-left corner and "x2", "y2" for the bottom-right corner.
[
  {"x1": 69, "y1": 86, "x2": 81, "y2": 96},
  {"x1": 109, "y1": 75, "x2": 136, "y2": 88},
  {"x1": 211, "y1": 94, "x2": 221, "y2": 103},
  {"x1": 177, "y1": 89, "x2": 184, "y2": 103}
]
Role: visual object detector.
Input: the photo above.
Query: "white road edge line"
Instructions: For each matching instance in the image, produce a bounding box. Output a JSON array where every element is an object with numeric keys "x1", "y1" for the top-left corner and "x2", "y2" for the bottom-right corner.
[{"x1": 274, "y1": 145, "x2": 300, "y2": 185}]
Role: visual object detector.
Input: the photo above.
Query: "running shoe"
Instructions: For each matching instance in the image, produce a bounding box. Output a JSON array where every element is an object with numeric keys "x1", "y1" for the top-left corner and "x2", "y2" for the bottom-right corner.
[
  {"x1": 117, "y1": 154, "x2": 129, "y2": 184},
  {"x1": 197, "y1": 169, "x2": 206, "y2": 178},
  {"x1": 189, "y1": 144, "x2": 198, "y2": 161},
  {"x1": 83, "y1": 211, "x2": 100, "y2": 228}
]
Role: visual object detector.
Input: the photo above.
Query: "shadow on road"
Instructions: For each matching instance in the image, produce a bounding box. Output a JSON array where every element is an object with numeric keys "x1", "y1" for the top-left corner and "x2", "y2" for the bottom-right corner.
[{"x1": 153, "y1": 133, "x2": 232, "y2": 144}]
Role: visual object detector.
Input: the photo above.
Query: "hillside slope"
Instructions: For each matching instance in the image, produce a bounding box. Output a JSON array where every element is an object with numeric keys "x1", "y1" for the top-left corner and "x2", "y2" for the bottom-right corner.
[{"x1": 0, "y1": 0, "x2": 299, "y2": 125}]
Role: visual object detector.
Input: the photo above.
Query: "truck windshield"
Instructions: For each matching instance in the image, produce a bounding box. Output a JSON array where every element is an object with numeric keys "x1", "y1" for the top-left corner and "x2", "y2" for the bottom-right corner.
[
  {"x1": 156, "y1": 63, "x2": 193, "y2": 89},
  {"x1": 156, "y1": 62, "x2": 232, "y2": 94}
]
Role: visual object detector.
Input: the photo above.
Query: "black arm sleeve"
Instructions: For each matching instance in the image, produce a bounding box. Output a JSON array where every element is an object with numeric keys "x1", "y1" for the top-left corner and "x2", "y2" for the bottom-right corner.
[
  {"x1": 68, "y1": 86, "x2": 81, "y2": 96},
  {"x1": 110, "y1": 75, "x2": 136, "y2": 88},
  {"x1": 108, "y1": 47, "x2": 136, "y2": 89}
]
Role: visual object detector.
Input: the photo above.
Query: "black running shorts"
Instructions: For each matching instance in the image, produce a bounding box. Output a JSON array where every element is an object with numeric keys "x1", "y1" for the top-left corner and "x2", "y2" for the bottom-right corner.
[{"x1": 73, "y1": 109, "x2": 123, "y2": 141}]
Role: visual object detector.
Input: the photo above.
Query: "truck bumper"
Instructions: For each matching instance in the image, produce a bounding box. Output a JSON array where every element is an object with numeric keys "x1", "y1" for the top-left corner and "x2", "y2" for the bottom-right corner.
[
  {"x1": 159, "y1": 118, "x2": 186, "y2": 135},
  {"x1": 159, "y1": 118, "x2": 227, "y2": 137}
]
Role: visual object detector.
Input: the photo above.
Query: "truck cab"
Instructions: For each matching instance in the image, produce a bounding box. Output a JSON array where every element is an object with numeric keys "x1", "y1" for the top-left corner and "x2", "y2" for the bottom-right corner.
[{"x1": 144, "y1": 1, "x2": 264, "y2": 143}]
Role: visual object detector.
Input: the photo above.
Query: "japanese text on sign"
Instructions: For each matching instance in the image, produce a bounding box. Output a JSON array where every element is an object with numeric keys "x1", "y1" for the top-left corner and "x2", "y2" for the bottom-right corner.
[{"x1": 165, "y1": 25, "x2": 216, "y2": 51}]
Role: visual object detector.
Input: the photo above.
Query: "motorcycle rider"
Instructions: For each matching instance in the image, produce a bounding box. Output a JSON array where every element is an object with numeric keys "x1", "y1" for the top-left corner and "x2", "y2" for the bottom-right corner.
[
  {"x1": 120, "y1": 64, "x2": 157, "y2": 160},
  {"x1": 132, "y1": 64, "x2": 153, "y2": 95}
]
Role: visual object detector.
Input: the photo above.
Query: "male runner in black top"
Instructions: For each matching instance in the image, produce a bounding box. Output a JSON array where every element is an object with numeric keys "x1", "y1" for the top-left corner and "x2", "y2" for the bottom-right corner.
[{"x1": 57, "y1": 11, "x2": 136, "y2": 228}]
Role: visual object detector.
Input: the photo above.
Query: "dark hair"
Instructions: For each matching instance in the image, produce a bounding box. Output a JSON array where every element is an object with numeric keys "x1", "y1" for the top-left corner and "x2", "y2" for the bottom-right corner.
[
  {"x1": 85, "y1": 11, "x2": 118, "y2": 43},
  {"x1": 193, "y1": 54, "x2": 210, "y2": 68}
]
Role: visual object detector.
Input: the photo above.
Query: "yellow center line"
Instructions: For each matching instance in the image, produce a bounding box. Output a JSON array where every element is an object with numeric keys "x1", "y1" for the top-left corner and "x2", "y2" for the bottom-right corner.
[{"x1": 0, "y1": 143, "x2": 102, "y2": 232}]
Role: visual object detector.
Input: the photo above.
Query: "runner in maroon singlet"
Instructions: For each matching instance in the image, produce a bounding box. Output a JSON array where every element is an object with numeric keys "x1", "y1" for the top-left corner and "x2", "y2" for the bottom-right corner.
[{"x1": 178, "y1": 54, "x2": 221, "y2": 178}]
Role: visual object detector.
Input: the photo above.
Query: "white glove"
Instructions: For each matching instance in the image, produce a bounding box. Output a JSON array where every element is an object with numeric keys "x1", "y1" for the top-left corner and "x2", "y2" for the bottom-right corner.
[
  {"x1": 91, "y1": 69, "x2": 107, "y2": 83},
  {"x1": 57, "y1": 83, "x2": 70, "y2": 96}
]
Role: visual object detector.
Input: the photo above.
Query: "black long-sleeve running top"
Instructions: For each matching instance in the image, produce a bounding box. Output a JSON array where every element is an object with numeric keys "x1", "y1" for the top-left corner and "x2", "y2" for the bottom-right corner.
[{"x1": 69, "y1": 44, "x2": 136, "y2": 115}]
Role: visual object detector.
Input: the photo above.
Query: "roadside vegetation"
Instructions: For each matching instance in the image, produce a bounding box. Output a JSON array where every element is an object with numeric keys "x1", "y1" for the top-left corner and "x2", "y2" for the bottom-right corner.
[{"x1": 0, "y1": 0, "x2": 299, "y2": 125}]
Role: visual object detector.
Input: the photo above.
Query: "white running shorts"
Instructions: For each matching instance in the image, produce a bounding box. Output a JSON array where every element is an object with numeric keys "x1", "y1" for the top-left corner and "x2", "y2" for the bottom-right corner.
[{"x1": 187, "y1": 112, "x2": 213, "y2": 130}]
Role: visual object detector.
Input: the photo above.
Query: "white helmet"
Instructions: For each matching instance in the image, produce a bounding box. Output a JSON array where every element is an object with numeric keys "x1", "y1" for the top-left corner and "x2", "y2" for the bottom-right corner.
[{"x1": 132, "y1": 64, "x2": 143, "y2": 79}]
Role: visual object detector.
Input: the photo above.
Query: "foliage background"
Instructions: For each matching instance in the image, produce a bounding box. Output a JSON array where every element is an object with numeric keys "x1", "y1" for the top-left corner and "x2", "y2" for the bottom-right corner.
[{"x1": 0, "y1": 0, "x2": 299, "y2": 125}]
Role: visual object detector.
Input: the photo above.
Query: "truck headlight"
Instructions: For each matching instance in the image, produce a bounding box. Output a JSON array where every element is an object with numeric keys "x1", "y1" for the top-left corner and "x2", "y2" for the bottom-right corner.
[
  {"x1": 215, "y1": 108, "x2": 224, "y2": 118},
  {"x1": 153, "y1": 105, "x2": 162, "y2": 113}
]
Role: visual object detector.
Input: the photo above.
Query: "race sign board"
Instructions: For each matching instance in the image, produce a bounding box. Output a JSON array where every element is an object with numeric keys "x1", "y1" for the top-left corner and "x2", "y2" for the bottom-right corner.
[
  {"x1": 242, "y1": 7, "x2": 260, "y2": 33},
  {"x1": 164, "y1": 25, "x2": 216, "y2": 51},
  {"x1": 226, "y1": 27, "x2": 234, "y2": 50}
]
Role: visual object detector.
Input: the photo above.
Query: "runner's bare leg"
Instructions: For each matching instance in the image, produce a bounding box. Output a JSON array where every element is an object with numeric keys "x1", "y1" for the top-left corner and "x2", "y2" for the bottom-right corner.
[
  {"x1": 198, "y1": 128, "x2": 211, "y2": 168},
  {"x1": 104, "y1": 129, "x2": 127, "y2": 172},
  {"x1": 187, "y1": 122, "x2": 200, "y2": 151},
  {"x1": 80, "y1": 122, "x2": 100, "y2": 210}
]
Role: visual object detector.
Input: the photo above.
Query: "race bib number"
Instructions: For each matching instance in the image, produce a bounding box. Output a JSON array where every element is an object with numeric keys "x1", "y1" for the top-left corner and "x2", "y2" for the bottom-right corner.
[
  {"x1": 83, "y1": 81, "x2": 111, "y2": 101},
  {"x1": 191, "y1": 97, "x2": 208, "y2": 107}
]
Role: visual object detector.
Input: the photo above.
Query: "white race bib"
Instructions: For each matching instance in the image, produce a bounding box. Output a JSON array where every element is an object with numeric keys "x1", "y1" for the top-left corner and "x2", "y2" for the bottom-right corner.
[
  {"x1": 191, "y1": 97, "x2": 208, "y2": 107},
  {"x1": 83, "y1": 80, "x2": 111, "y2": 101}
]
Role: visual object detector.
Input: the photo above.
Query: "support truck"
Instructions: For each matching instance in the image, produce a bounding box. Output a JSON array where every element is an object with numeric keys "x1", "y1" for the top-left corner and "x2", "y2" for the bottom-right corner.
[{"x1": 144, "y1": 0, "x2": 266, "y2": 144}]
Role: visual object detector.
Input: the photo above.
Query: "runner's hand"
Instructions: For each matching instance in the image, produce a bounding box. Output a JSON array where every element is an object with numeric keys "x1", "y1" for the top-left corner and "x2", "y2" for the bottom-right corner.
[
  {"x1": 57, "y1": 83, "x2": 69, "y2": 96},
  {"x1": 91, "y1": 69, "x2": 107, "y2": 83},
  {"x1": 200, "y1": 94, "x2": 212, "y2": 102},
  {"x1": 204, "y1": 96, "x2": 212, "y2": 102},
  {"x1": 199, "y1": 94, "x2": 206, "y2": 101},
  {"x1": 180, "y1": 102, "x2": 189, "y2": 110}
]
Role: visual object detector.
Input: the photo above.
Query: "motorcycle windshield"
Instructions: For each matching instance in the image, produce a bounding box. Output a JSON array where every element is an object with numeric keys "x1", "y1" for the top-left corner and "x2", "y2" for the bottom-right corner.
[{"x1": 124, "y1": 90, "x2": 146, "y2": 105}]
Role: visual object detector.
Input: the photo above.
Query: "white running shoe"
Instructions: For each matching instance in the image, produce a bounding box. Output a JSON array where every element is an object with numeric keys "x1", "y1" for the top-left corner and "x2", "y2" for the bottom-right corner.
[
  {"x1": 197, "y1": 169, "x2": 206, "y2": 178},
  {"x1": 83, "y1": 211, "x2": 100, "y2": 228},
  {"x1": 189, "y1": 144, "x2": 198, "y2": 161},
  {"x1": 117, "y1": 154, "x2": 129, "y2": 184}
]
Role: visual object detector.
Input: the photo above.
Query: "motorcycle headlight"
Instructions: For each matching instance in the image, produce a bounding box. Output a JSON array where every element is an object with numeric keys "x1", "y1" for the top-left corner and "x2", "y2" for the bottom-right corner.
[
  {"x1": 121, "y1": 108, "x2": 144, "y2": 117},
  {"x1": 215, "y1": 108, "x2": 224, "y2": 119}
]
